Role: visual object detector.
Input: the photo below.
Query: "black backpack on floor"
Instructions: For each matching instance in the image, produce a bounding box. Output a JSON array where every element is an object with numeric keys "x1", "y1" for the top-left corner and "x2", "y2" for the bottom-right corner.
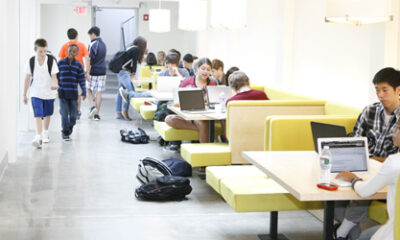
[
  {"x1": 120, "y1": 128, "x2": 149, "y2": 144},
  {"x1": 136, "y1": 157, "x2": 173, "y2": 184},
  {"x1": 135, "y1": 176, "x2": 192, "y2": 201}
]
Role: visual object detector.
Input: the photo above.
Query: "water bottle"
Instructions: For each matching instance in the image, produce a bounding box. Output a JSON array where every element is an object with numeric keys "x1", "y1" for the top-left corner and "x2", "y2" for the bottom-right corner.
[
  {"x1": 219, "y1": 92, "x2": 227, "y2": 113},
  {"x1": 319, "y1": 146, "x2": 332, "y2": 184}
]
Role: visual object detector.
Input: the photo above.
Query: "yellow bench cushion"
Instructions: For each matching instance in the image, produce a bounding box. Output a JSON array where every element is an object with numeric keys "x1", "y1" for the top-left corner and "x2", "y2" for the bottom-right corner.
[
  {"x1": 140, "y1": 105, "x2": 157, "y2": 120},
  {"x1": 220, "y1": 177, "x2": 323, "y2": 212},
  {"x1": 206, "y1": 165, "x2": 267, "y2": 194},
  {"x1": 181, "y1": 143, "x2": 231, "y2": 167},
  {"x1": 154, "y1": 121, "x2": 199, "y2": 141},
  {"x1": 129, "y1": 98, "x2": 154, "y2": 111},
  {"x1": 368, "y1": 200, "x2": 389, "y2": 225}
]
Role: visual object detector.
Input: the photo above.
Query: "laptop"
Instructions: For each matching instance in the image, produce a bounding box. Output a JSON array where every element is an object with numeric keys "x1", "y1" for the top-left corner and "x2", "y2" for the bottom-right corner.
[
  {"x1": 153, "y1": 76, "x2": 183, "y2": 100},
  {"x1": 206, "y1": 86, "x2": 233, "y2": 108},
  {"x1": 317, "y1": 137, "x2": 370, "y2": 187},
  {"x1": 178, "y1": 89, "x2": 213, "y2": 113},
  {"x1": 311, "y1": 121, "x2": 347, "y2": 153}
]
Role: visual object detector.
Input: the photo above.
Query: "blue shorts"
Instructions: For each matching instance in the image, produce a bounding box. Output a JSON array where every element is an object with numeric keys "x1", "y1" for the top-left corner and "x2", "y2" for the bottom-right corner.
[{"x1": 31, "y1": 97, "x2": 55, "y2": 118}]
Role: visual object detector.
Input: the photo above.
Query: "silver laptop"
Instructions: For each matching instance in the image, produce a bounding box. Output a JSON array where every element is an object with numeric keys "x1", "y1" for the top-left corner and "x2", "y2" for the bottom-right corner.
[
  {"x1": 151, "y1": 77, "x2": 183, "y2": 100},
  {"x1": 206, "y1": 86, "x2": 233, "y2": 108},
  {"x1": 178, "y1": 89, "x2": 213, "y2": 113},
  {"x1": 317, "y1": 137, "x2": 369, "y2": 187}
]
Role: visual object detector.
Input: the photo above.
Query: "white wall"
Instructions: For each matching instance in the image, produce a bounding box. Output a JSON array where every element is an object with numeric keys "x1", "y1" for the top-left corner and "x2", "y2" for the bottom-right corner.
[
  {"x1": 195, "y1": 0, "x2": 393, "y2": 107},
  {"x1": 0, "y1": 0, "x2": 19, "y2": 170},
  {"x1": 138, "y1": 1, "x2": 197, "y2": 57},
  {"x1": 40, "y1": 3, "x2": 92, "y2": 55}
]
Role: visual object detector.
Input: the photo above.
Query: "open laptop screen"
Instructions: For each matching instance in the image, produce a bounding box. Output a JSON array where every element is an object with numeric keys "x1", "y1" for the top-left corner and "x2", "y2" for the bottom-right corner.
[{"x1": 318, "y1": 137, "x2": 369, "y2": 173}]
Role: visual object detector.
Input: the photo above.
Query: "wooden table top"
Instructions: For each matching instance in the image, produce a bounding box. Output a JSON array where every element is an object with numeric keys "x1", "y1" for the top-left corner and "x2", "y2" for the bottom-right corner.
[
  {"x1": 167, "y1": 105, "x2": 226, "y2": 121},
  {"x1": 242, "y1": 151, "x2": 387, "y2": 202}
]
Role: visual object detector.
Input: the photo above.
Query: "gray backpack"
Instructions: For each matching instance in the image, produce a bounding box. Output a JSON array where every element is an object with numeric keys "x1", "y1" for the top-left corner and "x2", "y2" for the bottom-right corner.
[{"x1": 136, "y1": 157, "x2": 173, "y2": 184}]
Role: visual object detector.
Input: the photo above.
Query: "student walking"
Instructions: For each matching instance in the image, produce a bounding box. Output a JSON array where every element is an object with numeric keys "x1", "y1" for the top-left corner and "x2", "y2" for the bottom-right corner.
[
  {"x1": 86, "y1": 26, "x2": 107, "y2": 121},
  {"x1": 58, "y1": 44, "x2": 86, "y2": 141},
  {"x1": 58, "y1": 28, "x2": 89, "y2": 120},
  {"x1": 23, "y1": 39, "x2": 59, "y2": 148}
]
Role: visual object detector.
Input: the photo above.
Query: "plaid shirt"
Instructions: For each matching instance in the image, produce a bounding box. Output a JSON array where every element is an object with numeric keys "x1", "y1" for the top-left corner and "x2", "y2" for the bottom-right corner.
[{"x1": 352, "y1": 102, "x2": 400, "y2": 158}]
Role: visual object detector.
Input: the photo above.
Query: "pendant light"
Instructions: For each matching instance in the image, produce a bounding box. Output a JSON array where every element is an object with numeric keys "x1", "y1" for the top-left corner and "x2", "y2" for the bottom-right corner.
[
  {"x1": 149, "y1": 0, "x2": 171, "y2": 32},
  {"x1": 179, "y1": 0, "x2": 207, "y2": 31}
]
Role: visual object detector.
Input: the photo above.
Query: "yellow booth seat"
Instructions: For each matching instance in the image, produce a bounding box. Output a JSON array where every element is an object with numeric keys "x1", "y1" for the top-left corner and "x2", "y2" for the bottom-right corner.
[
  {"x1": 180, "y1": 143, "x2": 231, "y2": 167},
  {"x1": 368, "y1": 200, "x2": 389, "y2": 225},
  {"x1": 220, "y1": 177, "x2": 323, "y2": 212},
  {"x1": 264, "y1": 87, "x2": 319, "y2": 101},
  {"x1": 140, "y1": 105, "x2": 157, "y2": 120},
  {"x1": 154, "y1": 121, "x2": 223, "y2": 141},
  {"x1": 129, "y1": 97, "x2": 154, "y2": 111},
  {"x1": 206, "y1": 165, "x2": 266, "y2": 194},
  {"x1": 395, "y1": 174, "x2": 400, "y2": 240}
]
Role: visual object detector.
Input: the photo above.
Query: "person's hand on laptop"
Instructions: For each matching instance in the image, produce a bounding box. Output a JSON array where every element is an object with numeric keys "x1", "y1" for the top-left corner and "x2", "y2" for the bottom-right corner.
[{"x1": 336, "y1": 171, "x2": 357, "y2": 182}]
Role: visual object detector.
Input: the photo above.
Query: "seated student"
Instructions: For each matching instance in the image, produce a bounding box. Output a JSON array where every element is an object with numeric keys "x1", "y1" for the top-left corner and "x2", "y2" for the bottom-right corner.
[
  {"x1": 146, "y1": 52, "x2": 158, "y2": 69},
  {"x1": 335, "y1": 119, "x2": 400, "y2": 240},
  {"x1": 334, "y1": 67, "x2": 400, "y2": 240},
  {"x1": 182, "y1": 53, "x2": 195, "y2": 76},
  {"x1": 211, "y1": 59, "x2": 226, "y2": 85},
  {"x1": 157, "y1": 51, "x2": 166, "y2": 66},
  {"x1": 165, "y1": 58, "x2": 218, "y2": 144},
  {"x1": 158, "y1": 52, "x2": 190, "y2": 78},
  {"x1": 226, "y1": 71, "x2": 269, "y2": 105},
  {"x1": 225, "y1": 66, "x2": 240, "y2": 83}
]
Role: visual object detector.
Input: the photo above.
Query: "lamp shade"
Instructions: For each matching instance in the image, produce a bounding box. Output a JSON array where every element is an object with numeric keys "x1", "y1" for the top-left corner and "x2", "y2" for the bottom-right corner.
[
  {"x1": 149, "y1": 9, "x2": 171, "y2": 32},
  {"x1": 326, "y1": 0, "x2": 393, "y2": 26},
  {"x1": 179, "y1": 0, "x2": 207, "y2": 31},
  {"x1": 210, "y1": 0, "x2": 246, "y2": 29}
]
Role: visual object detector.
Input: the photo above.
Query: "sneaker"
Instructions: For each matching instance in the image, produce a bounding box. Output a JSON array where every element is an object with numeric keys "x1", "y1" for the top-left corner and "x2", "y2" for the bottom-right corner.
[
  {"x1": 119, "y1": 87, "x2": 130, "y2": 103},
  {"x1": 42, "y1": 131, "x2": 50, "y2": 143},
  {"x1": 32, "y1": 135, "x2": 42, "y2": 148},
  {"x1": 77, "y1": 111, "x2": 82, "y2": 120},
  {"x1": 62, "y1": 133, "x2": 71, "y2": 141},
  {"x1": 88, "y1": 106, "x2": 97, "y2": 119},
  {"x1": 163, "y1": 142, "x2": 181, "y2": 152},
  {"x1": 94, "y1": 114, "x2": 100, "y2": 121}
]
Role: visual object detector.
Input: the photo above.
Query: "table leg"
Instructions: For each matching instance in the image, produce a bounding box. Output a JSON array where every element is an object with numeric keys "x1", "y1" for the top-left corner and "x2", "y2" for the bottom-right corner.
[
  {"x1": 257, "y1": 211, "x2": 289, "y2": 240},
  {"x1": 323, "y1": 201, "x2": 335, "y2": 240},
  {"x1": 209, "y1": 120, "x2": 215, "y2": 142}
]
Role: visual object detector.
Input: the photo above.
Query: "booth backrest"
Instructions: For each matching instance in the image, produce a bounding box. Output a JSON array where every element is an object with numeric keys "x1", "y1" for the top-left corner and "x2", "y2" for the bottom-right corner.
[
  {"x1": 264, "y1": 115, "x2": 358, "y2": 151},
  {"x1": 324, "y1": 102, "x2": 362, "y2": 116},
  {"x1": 249, "y1": 84, "x2": 265, "y2": 92},
  {"x1": 227, "y1": 100, "x2": 327, "y2": 164},
  {"x1": 264, "y1": 87, "x2": 318, "y2": 101}
]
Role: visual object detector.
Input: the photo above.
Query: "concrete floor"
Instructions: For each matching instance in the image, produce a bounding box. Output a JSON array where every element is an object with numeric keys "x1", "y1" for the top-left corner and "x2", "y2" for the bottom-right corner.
[{"x1": 0, "y1": 93, "x2": 325, "y2": 240}]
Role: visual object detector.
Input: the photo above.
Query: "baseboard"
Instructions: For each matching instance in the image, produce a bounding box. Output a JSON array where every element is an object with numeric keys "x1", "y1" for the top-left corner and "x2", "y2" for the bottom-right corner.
[{"x1": 0, "y1": 152, "x2": 8, "y2": 182}]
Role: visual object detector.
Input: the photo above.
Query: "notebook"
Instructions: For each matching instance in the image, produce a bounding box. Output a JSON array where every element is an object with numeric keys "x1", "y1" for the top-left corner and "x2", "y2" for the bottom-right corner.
[
  {"x1": 317, "y1": 137, "x2": 370, "y2": 187},
  {"x1": 311, "y1": 121, "x2": 347, "y2": 153}
]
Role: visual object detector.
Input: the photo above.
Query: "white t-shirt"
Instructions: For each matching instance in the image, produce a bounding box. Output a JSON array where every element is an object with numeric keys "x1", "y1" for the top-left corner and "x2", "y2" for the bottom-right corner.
[
  {"x1": 25, "y1": 56, "x2": 59, "y2": 100},
  {"x1": 383, "y1": 111, "x2": 391, "y2": 126},
  {"x1": 354, "y1": 153, "x2": 400, "y2": 240}
]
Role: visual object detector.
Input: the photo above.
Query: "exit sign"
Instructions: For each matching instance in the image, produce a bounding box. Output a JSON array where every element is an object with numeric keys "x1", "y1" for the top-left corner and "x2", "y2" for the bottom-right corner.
[{"x1": 75, "y1": 6, "x2": 87, "y2": 15}]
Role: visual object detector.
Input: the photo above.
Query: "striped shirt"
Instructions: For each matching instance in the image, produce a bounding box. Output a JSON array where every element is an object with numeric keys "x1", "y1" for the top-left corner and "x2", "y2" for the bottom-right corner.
[
  {"x1": 352, "y1": 102, "x2": 400, "y2": 158},
  {"x1": 57, "y1": 58, "x2": 86, "y2": 99}
]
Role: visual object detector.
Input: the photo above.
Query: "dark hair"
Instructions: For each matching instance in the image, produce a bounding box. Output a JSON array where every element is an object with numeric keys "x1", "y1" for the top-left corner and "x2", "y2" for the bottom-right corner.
[
  {"x1": 229, "y1": 71, "x2": 250, "y2": 91},
  {"x1": 196, "y1": 58, "x2": 212, "y2": 68},
  {"x1": 67, "y1": 28, "x2": 78, "y2": 40},
  {"x1": 132, "y1": 36, "x2": 147, "y2": 64},
  {"x1": 169, "y1": 49, "x2": 181, "y2": 61},
  {"x1": 193, "y1": 56, "x2": 199, "y2": 61},
  {"x1": 212, "y1": 59, "x2": 224, "y2": 71},
  {"x1": 372, "y1": 67, "x2": 400, "y2": 90},
  {"x1": 34, "y1": 38, "x2": 47, "y2": 50},
  {"x1": 88, "y1": 26, "x2": 100, "y2": 36},
  {"x1": 226, "y1": 66, "x2": 240, "y2": 86},
  {"x1": 183, "y1": 53, "x2": 194, "y2": 63},
  {"x1": 165, "y1": 53, "x2": 180, "y2": 65},
  {"x1": 146, "y1": 52, "x2": 157, "y2": 66}
]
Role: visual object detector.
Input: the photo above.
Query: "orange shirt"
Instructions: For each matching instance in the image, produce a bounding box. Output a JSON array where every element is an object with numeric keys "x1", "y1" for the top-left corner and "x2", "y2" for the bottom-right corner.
[{"x1": 58, "y1": 40, "x2": 89, "y2": 69}]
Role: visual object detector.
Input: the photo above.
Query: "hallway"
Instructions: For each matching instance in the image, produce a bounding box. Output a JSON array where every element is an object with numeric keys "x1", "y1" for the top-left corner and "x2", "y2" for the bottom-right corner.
[{"x1": 0, "y1": 95, "x2": 323, "y2": 240}]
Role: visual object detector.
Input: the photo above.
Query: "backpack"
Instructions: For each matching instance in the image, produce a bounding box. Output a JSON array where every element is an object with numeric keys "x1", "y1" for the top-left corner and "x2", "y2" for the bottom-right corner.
[
  {"x1": 29, "y1": 53, "x2": 58, "y2": 85},
  {"x1": 120, "y1": 128, "x2": 150, "y2": 144},
  {"x1": 135, "y1": 175, "x2": 192, "y2": 201},
  {"x1": 162, "y1": 158, "x2": 192, "y2": 177},
  {"x1": 136, "y1": 157, "x2": 173, "y2": 184},
  {"x1": 154, "y1": 101, "x2": 174, "y2": 121},
  {"x1": 108, "y1": 46, "x2": 135, "y2": 73}
]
